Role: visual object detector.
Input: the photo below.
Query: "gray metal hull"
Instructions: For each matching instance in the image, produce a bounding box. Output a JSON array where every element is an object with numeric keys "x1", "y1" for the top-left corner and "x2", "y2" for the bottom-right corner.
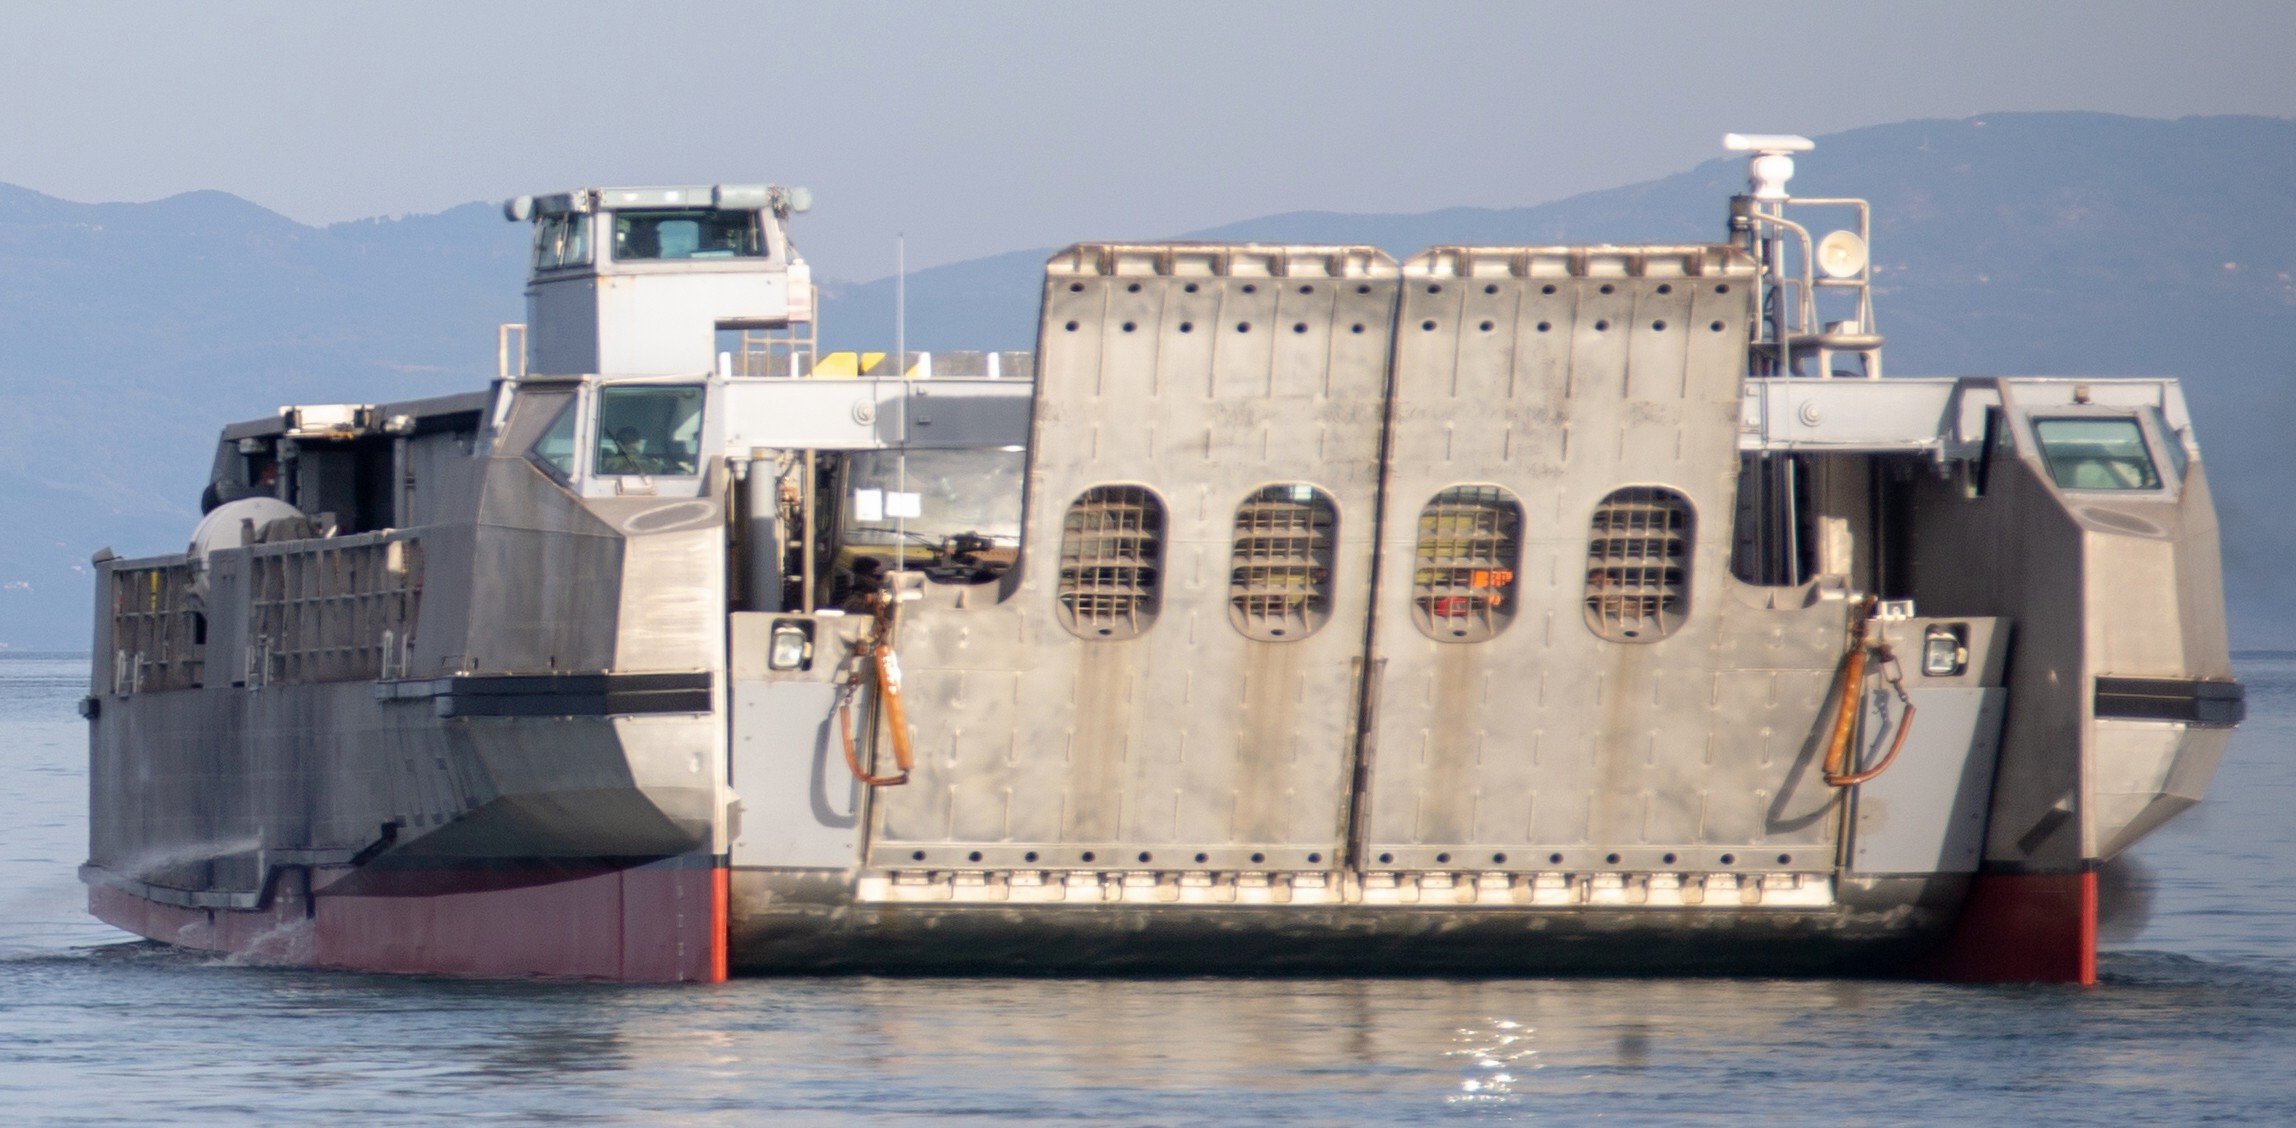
[{"x1": 82, "y1": 220, "x2": 2240, "y2": 983}]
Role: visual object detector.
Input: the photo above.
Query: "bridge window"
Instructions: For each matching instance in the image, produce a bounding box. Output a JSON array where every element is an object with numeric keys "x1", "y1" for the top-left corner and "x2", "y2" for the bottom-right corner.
[
  {"x1": 532, "y1": 214, "x2": 592, "y2": 271},
  {"x1": 1412, "y1": 486, "x2": 1522, "y2": 642},
  {"x1": 594, "y1": 386, "x2": 703, "y2": 477},
  {"x1": 1229, "y1": 484, "x2": 1337, "y2": 641},
  {"x1": 528, "y1": 399, "x2": 579, "y2": 481},
  {"x1": 1584, "y1": 486, "x2": 1693, "y2": 642},
  {"x1": 1057, "y1": 486, "x2": 1164, "y2": 639},
  {"x1": 2033, "y1": 417, "x2": 2161, "y2": 491},
  {"x1": 612, "y1": 209, "x2": 765, "y2": 261}
]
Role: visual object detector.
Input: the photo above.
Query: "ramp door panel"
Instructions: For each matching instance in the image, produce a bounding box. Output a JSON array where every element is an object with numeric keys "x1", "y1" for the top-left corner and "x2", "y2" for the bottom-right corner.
[
  {"x1": 1361, "y1": 247, "x2": 1849, "y2": 874},
  {"x1": 876, "y1": 245, "x2": 1399, "y2": 871}
]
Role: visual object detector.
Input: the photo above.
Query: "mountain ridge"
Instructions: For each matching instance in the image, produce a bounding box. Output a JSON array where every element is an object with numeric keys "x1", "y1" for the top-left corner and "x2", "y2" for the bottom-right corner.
[{"x1": 2, "y1": 110, "x2": 2290, "y2": 647}]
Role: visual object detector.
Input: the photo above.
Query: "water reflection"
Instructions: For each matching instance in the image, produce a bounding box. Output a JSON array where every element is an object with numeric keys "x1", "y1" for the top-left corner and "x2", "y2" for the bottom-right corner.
[
  {"x1": 1446, "y1": 1017, "x2": 1534, "y2": 1106},
  {"x1": 4, "y1": 655, "x2": 2296, "y2": 1123}
]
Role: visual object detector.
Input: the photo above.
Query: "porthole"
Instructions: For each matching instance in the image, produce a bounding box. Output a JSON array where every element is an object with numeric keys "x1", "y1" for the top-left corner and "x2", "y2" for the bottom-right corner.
[
  {"x1": 1583, "y1": 486, "x2": 1694, "y2": 643},
  {"x1": 1411, "y1": 485, "x2": 1523, "y2": 642},
  {"x1": 1228, "y1": 484, "x2": 1337, "y2": 641},
  {"x1": 1056, "y1": 485, "x2": 1165, "y2": 640}
]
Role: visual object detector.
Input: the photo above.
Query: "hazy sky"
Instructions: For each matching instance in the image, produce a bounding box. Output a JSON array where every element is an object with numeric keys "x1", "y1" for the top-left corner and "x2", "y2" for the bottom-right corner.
[{"x1": 3, "y1": 1, "x2": 2292, "y2": 277}]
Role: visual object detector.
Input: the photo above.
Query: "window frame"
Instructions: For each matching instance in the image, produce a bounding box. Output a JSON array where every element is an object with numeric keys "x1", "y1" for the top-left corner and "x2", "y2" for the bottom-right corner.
[
  {"x1": 2028, "y1": 413, "x2": 2168, "y2": 494},
  {"x1": 608, "y1": 208, "x2": 769, "y2": 264},
  {"x1": 1226, "y1": 482, "x2": 1340, "y2": 643},
  {"x1": 1410, "y1": 484, "x2": 1524, "y2": 643},
  {"x1": 589, "y1": 384, "x2": 708, "y2": 479},
  {"x1": 530, "y1": 213, "x2": 594, "y2": 273},
  {"x1": 1582, "y1": 484, "x2": 1696, "y2": 644},
  {"x1": 509, "y1": 388, "x2": 582, "y2": 485},
  {"x1": 1054, "y1": 483, "x2": 1168, "y2": 641}
]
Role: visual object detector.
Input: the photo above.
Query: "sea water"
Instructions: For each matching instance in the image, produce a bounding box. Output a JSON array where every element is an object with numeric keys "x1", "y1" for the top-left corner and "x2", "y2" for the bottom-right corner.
[{"x1": 3, "y1": 651, "x2": 2292, "y2": 1125}]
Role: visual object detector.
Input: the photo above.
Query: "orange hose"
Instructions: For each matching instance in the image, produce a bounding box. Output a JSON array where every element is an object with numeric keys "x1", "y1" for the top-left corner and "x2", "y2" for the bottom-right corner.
[
  {"x1": 837, "y1": 591, "x2": 911, "y2": 788},
  {"x1": 1828, "y1": 697, "x2": 1916, "y2": 786},
  {"x1": 1824, "y1": 636, "x2": 1917, "y2": 788},
  {"x1": 873, "y1": 641, "x2": 914, "y2": 777},
  {"x1": 839, "y1": 681, "x2": 908, "y2": 787},
  {"x1": 1821, "y1": 636, "x2": 1870, "y2": 780}
]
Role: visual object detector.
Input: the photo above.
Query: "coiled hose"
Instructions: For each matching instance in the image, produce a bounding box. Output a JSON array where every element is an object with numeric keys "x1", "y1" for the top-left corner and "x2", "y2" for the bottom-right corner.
[{"x1": 1823, "y1": 604, "x2": 1917, "y2": 788}]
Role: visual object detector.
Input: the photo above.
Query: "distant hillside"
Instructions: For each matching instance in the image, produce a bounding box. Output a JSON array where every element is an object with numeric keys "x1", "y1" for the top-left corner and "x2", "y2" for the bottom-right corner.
[
  {"x1": 0, "y1": 189, "x2": 525, "y2": 648},
  {"x1": 2, "y1": 111, "x2": 2291, "y2": 648},
  {"x1": 829, "y1": 112, "x2": 2296, "y2": 645}
]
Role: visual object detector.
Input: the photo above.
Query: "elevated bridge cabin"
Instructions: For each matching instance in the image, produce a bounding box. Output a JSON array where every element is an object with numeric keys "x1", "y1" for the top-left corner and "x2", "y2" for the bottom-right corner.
[
  {"x1": 510, "y1": 183, "x2": 819, "y2": 379},
  {"x1": 83, "y1": 152, "x2": 2238, "y2": 985}
]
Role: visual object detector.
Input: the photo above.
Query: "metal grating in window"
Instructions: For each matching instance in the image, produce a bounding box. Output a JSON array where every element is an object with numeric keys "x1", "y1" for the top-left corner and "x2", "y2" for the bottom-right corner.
[
  {"x1": 1228, "y1": 484, "x2": 1337, "y2": 641},
  {"x1": 1412, "y1": 486, "x2": 1523, "y2": 642},
  {"x1": 1056, "y1": 486, "x2": 1164, "y2": 639},
  {"x1": 1583, "y1": 486, "x2": 1693, "y2": 642}
]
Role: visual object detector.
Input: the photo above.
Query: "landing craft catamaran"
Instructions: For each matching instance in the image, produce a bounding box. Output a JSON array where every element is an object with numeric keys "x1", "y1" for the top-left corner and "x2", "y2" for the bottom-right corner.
[{"x1": 83, "y1": 137, "x2": 2242, "y2": 983}]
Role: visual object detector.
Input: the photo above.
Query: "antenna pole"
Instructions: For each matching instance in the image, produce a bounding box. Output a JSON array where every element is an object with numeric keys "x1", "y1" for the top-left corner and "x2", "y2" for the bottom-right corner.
[{"x1": 894, "y1": 233, "x2": 906, "y2": 379}]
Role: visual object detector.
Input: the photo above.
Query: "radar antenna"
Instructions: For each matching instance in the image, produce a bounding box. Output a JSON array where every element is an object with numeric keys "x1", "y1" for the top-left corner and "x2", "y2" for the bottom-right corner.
[{"x1": 1724, "y1": 134, "x2": 1885, "y2": 378}]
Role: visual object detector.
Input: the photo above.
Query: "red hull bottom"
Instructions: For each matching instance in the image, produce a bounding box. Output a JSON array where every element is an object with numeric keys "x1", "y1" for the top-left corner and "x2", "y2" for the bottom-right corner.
[
  {"x1": 89, "y1": 856, "x2": 728, "y2": 983},
  {"x1": 90, "y1": 865, "x2": 2089, "y2": 985},
  {"x1": 1918, "y1": 872, "x2": 2097, "y2": 985}
]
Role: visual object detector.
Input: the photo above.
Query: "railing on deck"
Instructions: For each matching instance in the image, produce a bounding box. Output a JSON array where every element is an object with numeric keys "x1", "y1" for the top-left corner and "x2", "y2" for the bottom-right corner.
[
  {"x1": 109, "y1": 563, "x2": 204, "y2": 693},
  {"x1": 247, "y1": 535, "x2": 424, "y2": 686}
]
